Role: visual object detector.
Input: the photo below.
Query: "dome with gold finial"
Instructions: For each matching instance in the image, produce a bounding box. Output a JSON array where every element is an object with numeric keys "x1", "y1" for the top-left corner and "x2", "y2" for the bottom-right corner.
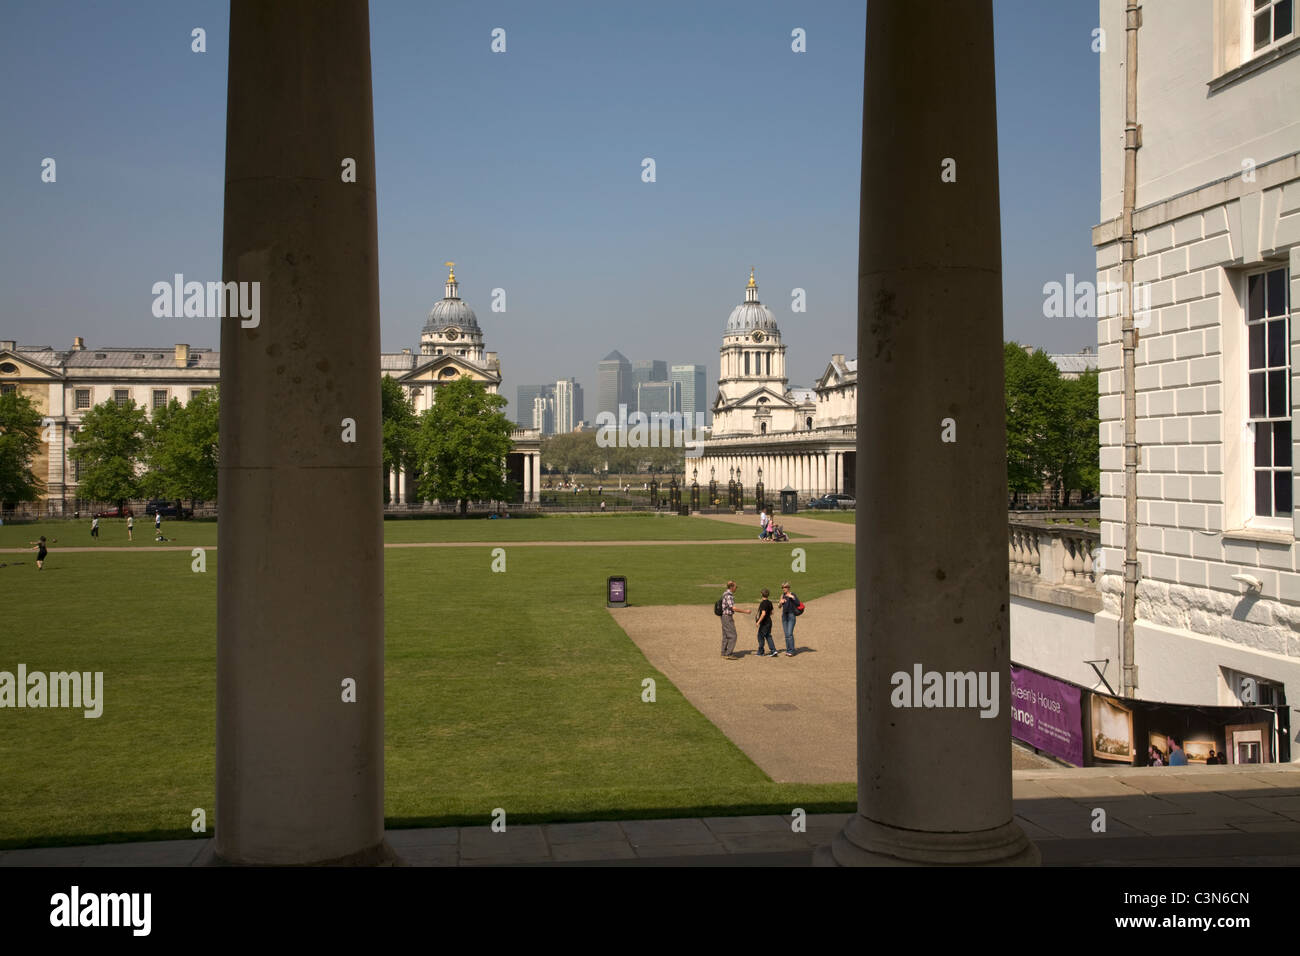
[
  {"x1": 726, "y1": 268, "x2": 779, "y2": 333},
  {"x1": 423, "y1": 260, "x2": 480, "y2": 332}
]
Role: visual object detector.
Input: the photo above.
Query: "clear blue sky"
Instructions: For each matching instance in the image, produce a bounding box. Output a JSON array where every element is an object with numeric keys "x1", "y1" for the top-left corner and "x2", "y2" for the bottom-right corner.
[{"x1": 0, "y1": 0, "x2": 1101, "y2": 415}]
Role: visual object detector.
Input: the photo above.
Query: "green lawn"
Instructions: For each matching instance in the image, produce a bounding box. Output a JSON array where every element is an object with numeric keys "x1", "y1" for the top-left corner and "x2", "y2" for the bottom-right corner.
[
  {"x1": 793, "y1": 510, "x2": 856, "y2": 523},
  {"x1": 0, "y1": 535, "x2": 855, "y2": 848},
  {"x1": 0, "y1": 513, "x2": 794, "y2": 552}
]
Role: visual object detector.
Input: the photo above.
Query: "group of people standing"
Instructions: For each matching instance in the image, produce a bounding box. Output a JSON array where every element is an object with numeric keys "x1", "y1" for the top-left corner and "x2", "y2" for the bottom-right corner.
[
  {"x1": 89, "y1": 511, "x2": 162, "y2": 542},
  {"x1": 1148, "y1": 735, "x2": 1227, "y2": 765},
  {"x1": 718, "y1": 579, "x2": 802, "y2": 660}
]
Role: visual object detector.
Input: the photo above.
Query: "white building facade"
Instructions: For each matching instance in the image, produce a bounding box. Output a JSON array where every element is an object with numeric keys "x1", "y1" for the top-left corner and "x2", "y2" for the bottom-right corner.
[
  {"x1": 1016, "y1": 1, "x2": 1299, "y2": 754},
  {"x1": 696, "y1": 271, "x2": 856, "y2": 501}
]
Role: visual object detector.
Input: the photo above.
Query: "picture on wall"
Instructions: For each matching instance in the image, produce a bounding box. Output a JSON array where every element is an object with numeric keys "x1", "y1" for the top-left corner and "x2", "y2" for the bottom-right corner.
[
  {"x1": 1147, "y1": 731, "x2": 1169, "y2": 763},
  {"x1": 1091, "y1": 695, "x2": 1134, "y2": 762},
  {"x1": 1184, "y1": 739, "x2": 1216, "y2": 764}
]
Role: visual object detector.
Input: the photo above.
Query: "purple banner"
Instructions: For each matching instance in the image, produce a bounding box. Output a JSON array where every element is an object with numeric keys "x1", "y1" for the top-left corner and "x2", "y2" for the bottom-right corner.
[{"x1": 1010, "y1": 665, "x2": 1084, "y2": 767}]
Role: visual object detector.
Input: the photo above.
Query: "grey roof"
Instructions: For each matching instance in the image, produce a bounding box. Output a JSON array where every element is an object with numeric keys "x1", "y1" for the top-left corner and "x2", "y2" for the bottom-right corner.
[
  {"x1": 600, "y1": 350, "x2": 630, "y2": 364},
  {"x1": 1049, "y1": 352, "x2": 1099, "y2": 375},
  {"x1": 726, "y1": 300, "x2": 779, "y2": 334},
  {"x1": 423, "y1": 296, "x2": 479, "y2": 332},
  {"x1": 62, "y1": 348, "x2": 218, "y2": 369},
  {"x1": 788, "y1": 387, "x2": 817, "y2": 403},
  {"x1": 380, "y1": 353, "x2": 417, "y2": 372},
  {"x1": 6, "y1": 346, "x2": 218, "y2": 370}
]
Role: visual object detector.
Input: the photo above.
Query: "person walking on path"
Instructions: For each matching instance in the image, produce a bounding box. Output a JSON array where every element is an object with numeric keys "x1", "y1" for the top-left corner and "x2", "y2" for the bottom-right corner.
[
  {"x1": 91, "y1": 516, "x2": 99, "y2": 539},
  {"x1": 126, "y1": 513, "x2": 134, "y2": 541},
  {"x1": 30, "y1": 536, "x2": 48, "y2": 570},
  {"x1": 719, "y1": 580, "x2": 750, "y2": 660},
  {"x1": 758, "y1": 509, "x2": 769, "y2": 540},
  {"x1": 755, "y1": 588, "x2": 777, "y2": 657},
  {"x1": 778, "y1": 581, "x2": 800, "y2": 656},
  {"x1": 1167, "y1": 736, "x2": 1188, "y2": 766},
  {"x1": 154, "y1": 510, "x2": 162, "y2": 534}
]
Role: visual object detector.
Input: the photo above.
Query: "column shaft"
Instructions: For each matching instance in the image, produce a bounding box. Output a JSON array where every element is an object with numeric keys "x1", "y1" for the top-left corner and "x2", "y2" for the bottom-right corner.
[
  {"x1": 819, "y1": 0, "x2": 1037, "y2": 867},
  {"x1": 216, "y1": 0, "x2": 391, "y2": 866}
]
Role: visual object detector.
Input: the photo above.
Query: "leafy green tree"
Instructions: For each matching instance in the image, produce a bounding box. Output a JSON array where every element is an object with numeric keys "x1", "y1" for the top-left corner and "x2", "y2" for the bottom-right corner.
[
  {"x1": 0, "y1": 390, "x2": 44, "y2": 504},
  {"x1": 1004, "y1": 343, "x2": 1062, "y2": 505},
  {"x1": 142, "y1": 388, "x2": 219, "y2": 508},
  {"x1": 381, "y1": 375, "x2": 417, "y2": 503},
  {"x1": 1005, "y1": 344, "x2": 1100, "y2": 506},
  {"x1": 1057, "y1": 370, "x2": 1100, "y2": 504},
  {"x1": 414, "y1": 376, "x2": 516, "y2": 514},
  {"x1": 68, "y1": 398, "x2": 149, "y2": 507}
]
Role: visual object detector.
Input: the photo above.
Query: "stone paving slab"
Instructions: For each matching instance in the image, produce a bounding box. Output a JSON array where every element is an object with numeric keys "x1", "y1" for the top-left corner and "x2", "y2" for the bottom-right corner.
[{"x1": 3, "y1": 767, "x2": 1298, "y2": 866}]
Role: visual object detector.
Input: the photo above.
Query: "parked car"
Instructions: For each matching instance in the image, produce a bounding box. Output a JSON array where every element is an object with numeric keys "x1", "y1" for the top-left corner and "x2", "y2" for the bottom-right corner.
[
  {"x1": 93, "y1": 505, "x2": 127, "y2": 518},
  {"x1": 145, "y1": 500, "x2": 194, "y2": 519},
  {"x1": 823, "y1": 493, "x2": 856, "y2": 510}
]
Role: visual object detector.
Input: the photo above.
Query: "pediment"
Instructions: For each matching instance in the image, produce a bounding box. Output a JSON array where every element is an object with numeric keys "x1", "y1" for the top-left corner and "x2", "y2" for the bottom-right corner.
[
  {"x1": 399, "y1": 355, "x2": 499, "y2": 385},
  {"x1": 726, "y1": 385, "x2": 796, "y2": 409},
  {"x1": 0, "y1": 351, "x2": 62, "y2": 380}
]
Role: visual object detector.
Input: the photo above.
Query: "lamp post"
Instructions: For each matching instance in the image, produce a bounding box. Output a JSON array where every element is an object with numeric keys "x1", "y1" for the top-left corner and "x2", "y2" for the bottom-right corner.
[{"x1": 756, "y1": 466, "x2": 765, "y2": 513}]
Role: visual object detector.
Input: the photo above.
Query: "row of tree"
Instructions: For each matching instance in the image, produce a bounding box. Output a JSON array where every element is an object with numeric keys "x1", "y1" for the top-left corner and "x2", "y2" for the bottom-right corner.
[
  {"x1": 1005, "y1": 342, "x2": 1100, "y2": 506},
  {"x1": 1, "y1": 359, "x2": 1100, "y2": 510},
  {"x1": 541, "y1": 430, "x2": 683, "y2": 477},
  {"x1": 0, "y1": 376, "x2": 520, "y2": 515}
]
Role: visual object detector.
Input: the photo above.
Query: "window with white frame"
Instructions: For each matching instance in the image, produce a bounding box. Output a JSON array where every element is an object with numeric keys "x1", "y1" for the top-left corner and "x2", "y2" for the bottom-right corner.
[
  {"x1": 153, "y1": 389, "x2": 168, "y2": 409},
  {"x1": 114, "y1": 389, "x2": 129, "y2": 407},
  {"x1": 1246, "y1": 265, "x2": 1291, "y2": 521},
  {"x1": 75, "y1": 389, "x2": 90, "y2": 409},
  {"x1": 1251, "y1": 0, "x2": 1295, "y2": 55}
]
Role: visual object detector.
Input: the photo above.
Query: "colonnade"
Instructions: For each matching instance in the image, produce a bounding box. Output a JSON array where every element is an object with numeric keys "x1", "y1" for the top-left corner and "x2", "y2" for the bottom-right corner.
[
  {"x1": 696, "y1": 447, "x2": 850, "y2": 499},
  {"x1": 385, "y1": 450, "x2": 542, "y2": 504}
]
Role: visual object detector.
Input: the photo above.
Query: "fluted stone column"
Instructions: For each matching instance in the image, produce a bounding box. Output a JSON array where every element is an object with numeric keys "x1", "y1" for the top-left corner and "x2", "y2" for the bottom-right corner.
[
  {"x1": 215, "y1": 0, "x2": 393, "y2": 865},
  {"x1": 817, "y1": 0, "x2": 1037, "y2": 866}
]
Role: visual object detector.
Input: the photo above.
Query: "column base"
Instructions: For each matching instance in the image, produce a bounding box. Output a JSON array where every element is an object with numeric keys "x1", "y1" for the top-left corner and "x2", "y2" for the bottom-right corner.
[
  {"x1": 198, "y1": 838, "x2": 403, "y2": 867},
  {"x1": 813, "y1": 814, "x2": 1040, "y2": 867}
]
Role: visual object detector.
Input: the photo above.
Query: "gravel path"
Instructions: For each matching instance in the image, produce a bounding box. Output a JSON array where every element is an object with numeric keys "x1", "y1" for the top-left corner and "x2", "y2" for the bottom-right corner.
[{"x1": 611, "y1": 588, "x2": 859, "y2": 784}]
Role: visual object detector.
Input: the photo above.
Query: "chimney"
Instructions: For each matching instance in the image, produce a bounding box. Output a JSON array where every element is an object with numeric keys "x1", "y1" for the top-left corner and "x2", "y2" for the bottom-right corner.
[
  {"x1": 175, "y1": 343, "x2": 190, "y2": 368},
  {"x1": 73, "y1": 336, "x2": 85, "y2": 350},
  {"x1": 0, "y1": 340, "x2": 14, "y2": 353},
  {"x1": 486, "y1": 351, "x2": 499, "y2": 367},
  {"x1": 1022, "y1": 345, "x2": 1035, "y2": 356},
  {"x1": 401, "y1": 348, "x2": 410, "y2": 355},
  {"x1": 832, "y1": 353, "x2": 845, "y2": 366},
  {"x1": 1082, "y1": 346, "x2": 1092, "y2": 354}
]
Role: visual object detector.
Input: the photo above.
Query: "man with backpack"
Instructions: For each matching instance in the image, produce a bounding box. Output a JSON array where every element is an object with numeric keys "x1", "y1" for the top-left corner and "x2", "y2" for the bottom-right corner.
[
  {"x1": 714, "y1": 580, "x2": 749, "y2": 660},
  {"x1": 779, "y1": 581, "x2": 804, "y2": 657}
]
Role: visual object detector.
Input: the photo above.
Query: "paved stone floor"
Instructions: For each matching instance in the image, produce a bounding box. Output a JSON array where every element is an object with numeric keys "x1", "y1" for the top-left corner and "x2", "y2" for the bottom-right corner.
[{"x1": 3, "y1": 764, "x2": 1296, "y2": 867}]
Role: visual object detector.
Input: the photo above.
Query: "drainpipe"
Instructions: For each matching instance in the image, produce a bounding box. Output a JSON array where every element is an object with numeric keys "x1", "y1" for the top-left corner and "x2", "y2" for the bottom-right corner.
[{"x1": 1120, "y1": 1, "x2": 1142, "y2": 696}]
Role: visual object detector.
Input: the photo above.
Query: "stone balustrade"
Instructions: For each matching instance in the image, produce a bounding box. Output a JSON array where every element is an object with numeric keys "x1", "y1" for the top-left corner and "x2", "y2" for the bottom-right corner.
[{"x1": 1008, "y1": 518, "x2": 1103, "y2": 613}]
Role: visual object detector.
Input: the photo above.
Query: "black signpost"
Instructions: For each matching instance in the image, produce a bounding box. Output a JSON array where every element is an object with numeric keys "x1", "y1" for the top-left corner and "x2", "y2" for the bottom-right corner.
[{"x1": 606, "y1": 575, "x2": 627, "y2": 608}]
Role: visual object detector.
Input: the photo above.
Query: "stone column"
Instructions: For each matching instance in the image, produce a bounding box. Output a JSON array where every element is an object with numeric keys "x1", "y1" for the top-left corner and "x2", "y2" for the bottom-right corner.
[
  {"x1": 816, "y1": 0, "x2": 1037, "y2": 867},
  {"x1": 398, "y1": 467, "x2": 406, "y2": 505},
  {"x1": 215, "y1": 0, "x2": 394, "y2": 866},
  {"x1": 522, "y1": 454, "x2": 531, "y2": 503},
  {"x1": 836, "y1": 452, "x2": 844, "y2": 494},
  {"x1": 387, "y1": 468, "x2": 396, "y2": 505}
]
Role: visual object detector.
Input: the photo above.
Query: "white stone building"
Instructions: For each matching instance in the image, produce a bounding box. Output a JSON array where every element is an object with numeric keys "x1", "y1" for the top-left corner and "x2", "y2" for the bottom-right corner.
[
  {"x1": 1014, "y1": 1, "x2": 1299, "y2": 756},
  {"x1": 0, "y1": 264, "x2": 543, "y2": 512},
  {"x1": 697, "y1": 271, "x2": 856, "y2": 500}
]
